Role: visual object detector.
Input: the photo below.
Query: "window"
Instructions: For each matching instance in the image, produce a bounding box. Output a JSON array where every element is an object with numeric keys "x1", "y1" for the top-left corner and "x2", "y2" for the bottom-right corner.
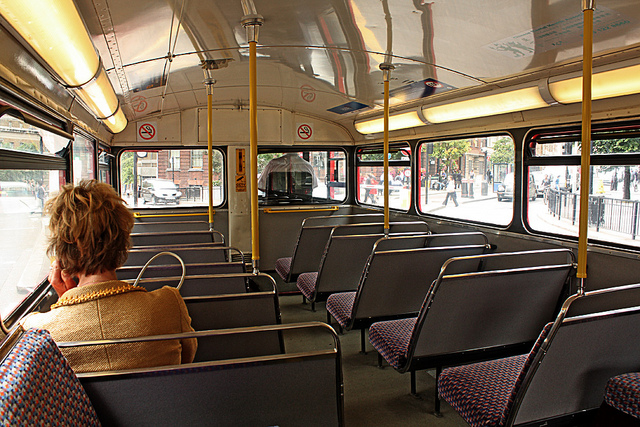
[
  {"x1": 257, "y1": 149, "x2": 346, "y2": 205},
  {"x1": 526, "y1": 125, "x2": 640, "y2": 248},
  {"x1": 168, "y1": 150, "x2": 180, "y2": 171},
  {"x1": 72, "y1": 133, "x2": 95, "y2": 183},
  {"x1": 0, "y1": 111, "x2": 69, "y2": 319},
  {"x1": 356, "y1": 143, "x2": 411, "y2": 210},
  {"x1": 98, "y1": 145, "x2": 113, "y2": 185},
  {"x1": 417, "y1": 135, "x2": 514, "y2": 225},
  {"x1": 119, "y1": 148, "x2": 225, "y2": 208}
]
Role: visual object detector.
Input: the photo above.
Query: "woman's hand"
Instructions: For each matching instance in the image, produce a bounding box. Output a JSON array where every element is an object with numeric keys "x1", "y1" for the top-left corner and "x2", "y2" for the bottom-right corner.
[{"x1": 49, "y1": 260, "x2": 77, "y2": 297}]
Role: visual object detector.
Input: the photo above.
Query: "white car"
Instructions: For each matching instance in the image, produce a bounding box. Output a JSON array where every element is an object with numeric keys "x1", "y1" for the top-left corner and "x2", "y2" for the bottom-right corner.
[{"x1": 141, "y1": 179, "x2": 182, "y2": 205}]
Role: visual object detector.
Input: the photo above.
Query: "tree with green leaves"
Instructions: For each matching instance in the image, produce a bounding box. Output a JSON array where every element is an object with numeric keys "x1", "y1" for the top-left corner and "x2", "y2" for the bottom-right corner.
[
  {"x1": 431, "y1": 139, "x2": 470, "y2": 173},
  {"x1": 490, "y1": 137, "x2": 515, "y2": 165}
]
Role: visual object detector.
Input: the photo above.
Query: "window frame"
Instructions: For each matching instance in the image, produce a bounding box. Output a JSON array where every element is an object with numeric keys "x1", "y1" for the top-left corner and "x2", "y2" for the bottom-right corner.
[
  {"x1": 256, "y1": 147, "x2": 348, "y2": 206},
  {"x1": 355, "y1": 142, "x2": 412, "y2": 211},
  {"x1": 415, "y1": 134, "x2": 514, "y2": 226},
  {"x1": 524, "y1": 120, "x2": 640, "y2": 250},
  {"x1": 117, "y1": 146, "x2": 227, "y2": 209}
]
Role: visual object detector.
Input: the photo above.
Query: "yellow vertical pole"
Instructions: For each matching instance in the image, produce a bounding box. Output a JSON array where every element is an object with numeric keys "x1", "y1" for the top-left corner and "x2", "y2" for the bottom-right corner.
[
  {"x1": 206, "y1": 81, "x2": 214, "y2": 230},
  {"x1": 242, "y1": 10, "x2": 264, "y2": 274},
  {"x1": 381, "y1": 63, "x2": 394, "y2": 235},
  {"x1": 577, "y1": 0, "x2": 594, "y2": 291},
  {"x1": 249, "y1": 39, "x2": 259, "y2": 272}
]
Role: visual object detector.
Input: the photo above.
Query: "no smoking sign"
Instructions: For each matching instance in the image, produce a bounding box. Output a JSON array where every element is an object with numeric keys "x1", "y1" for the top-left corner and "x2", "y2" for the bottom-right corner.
[
  {"x1": 296, "y1": 123, "x2": 313, "y2": 140},
  {"x1": 137, "y1": 122, "x2": 158, "y2": 142}
]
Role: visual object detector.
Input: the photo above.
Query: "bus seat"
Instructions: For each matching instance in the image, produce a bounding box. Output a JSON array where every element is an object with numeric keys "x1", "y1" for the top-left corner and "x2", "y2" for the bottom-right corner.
[
  {"x1": 297, "y1": 224, "x2": 433, "y2": 309},
  {"x1": 70, "y1": 323, "x2": 343, "y2": 427},
  {"x1": 438, "y1": 323, "x2": 553, "y2": 427},
  {"x1": 131, "y1": 230, "x2": 221, "y2": 247},
  {"x1": 601, "y1": 372, "x2": 640, "y2": 422},
  {"x1": 125, "y1": 245, "x2": 241, "y2": 266},
  {"x1": 368, "y1": 249, "x2": 575, "y2": 415},
  {"x1": 0, "y1": 329, "x2": 100, "y2": 426},
  {"x1": 134, "y1": 273, "x2": 249, "y2": 296},
  {"x1": 132, "y1": 221, "x2": 225, "y2": 244},
  {"x1": 273, "y1": 213, "x2": 385, "y2": 282},
  {"x1": 327, "y1": 232, "x2": 490, "y2": 351},
  {"x1": 183, "y1": 273, "x2": 282, "y2": 361},
  {"x1": 117, "y1": 261, "x2": 246, "y2": 281},
  {"x1": 438, "y1": 283, "x2": 640, "y2": 426}
]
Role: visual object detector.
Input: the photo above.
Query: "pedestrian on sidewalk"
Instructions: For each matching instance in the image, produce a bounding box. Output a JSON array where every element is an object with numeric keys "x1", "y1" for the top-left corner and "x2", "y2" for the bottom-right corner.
[{"x1": 442, "y1": 175, "x2": 459, "y2": 207}]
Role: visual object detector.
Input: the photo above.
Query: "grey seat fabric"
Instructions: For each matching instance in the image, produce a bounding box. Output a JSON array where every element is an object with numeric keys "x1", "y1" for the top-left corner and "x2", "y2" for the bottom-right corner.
[
  {"x1": 326, "y1": 232, "x2": 491, "y2": 330},
  {"x1": 66, "y1": 324, "x2": 343, "y2": 427}
]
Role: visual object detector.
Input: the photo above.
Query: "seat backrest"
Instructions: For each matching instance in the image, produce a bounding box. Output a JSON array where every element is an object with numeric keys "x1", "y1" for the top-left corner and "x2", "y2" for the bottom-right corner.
[
  {"x1": 0, "y1": 329, "x2": 100, "y2": 426},
  {"x1": 411, "y1": 260, "x2": 573, "y2": 362},
  {"x1": 301, "y1": 213, "x2": 385, "y2": 228},
  {"x1": 313, "y1": 231, "x2": 431, "y2": 298},
  {"x1": 74, "y1": 324, "x2": 342, "y2": 427},
  {"x1": 117, "y1": 261, "x2": 246, "y2": 281},
  {"x1": 509, "y1": 286, "x2": 640, "y2": 426},
  {"x1": 349, "y1": 233, "x2": 489, "y2": 325},
  {"x1": 184, "y1": 277, "x2": 282, "y2": 361},
  {"x1": 135, "y1": 272, "x2": 248, "y2": 296},
  {"x1": 132, "y1": 222, "x2": 225, "y2": 242},
  {"x1": 312, "y1": 222, "x2": 431, "y2": 297},
  {"x1": 288, "y1": 219, "x2": 428, "y2": 278},
  {"x1": 131, "y1": 230, "x2": 220, "y2": 247},
  {"x1": 133, "y1": 220, "x2": 210, "y2": 233},
  {"x1": 125, "y1": 245, "x2": 239, "y2": 266}
]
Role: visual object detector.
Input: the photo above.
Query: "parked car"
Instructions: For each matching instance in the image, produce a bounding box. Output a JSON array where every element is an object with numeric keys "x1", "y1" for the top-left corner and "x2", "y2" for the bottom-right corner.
[
  {"x1": 141, "y1": 178, "x2": 182, "y2": 204},
  {"x1": 497, "y1": 173, "x2": 537, "y2": 202}
]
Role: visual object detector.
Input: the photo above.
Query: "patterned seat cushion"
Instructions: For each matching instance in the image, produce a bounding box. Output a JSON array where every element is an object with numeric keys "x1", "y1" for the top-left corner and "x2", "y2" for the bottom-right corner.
[
  {"x1": 369, "y1": 317, "x2": 417, "y2": 370},
  {"x1": 0, "y1": 328, "x2": 100, "y2": 426},
  {"x1": 604, "y1": 372, "x2": 640, "y2": 419},
  {"x1": 438, "y1": 354, "x2": 527, "y2": 427},
  {"x1": 438, "y1": 322, "x2": 553, "y2": 427},
  {"x1": 326, "y1": 292, "x2": 356, "y2": 327},
  {"x1": 275, "y1": 257, "x2": 292, "y2": 281},
  {"x1": 296, "y1": 272, "x2": 318, "y2": 300}
]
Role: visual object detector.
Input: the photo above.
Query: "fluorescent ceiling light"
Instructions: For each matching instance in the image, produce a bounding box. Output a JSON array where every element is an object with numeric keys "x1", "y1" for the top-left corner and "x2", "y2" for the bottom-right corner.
[
  {"x1": 0, "y1": 0, "x2": 128, "y2": 133},
  {"x1": 103, "y1": 107, "x2": 128, "y2": 134},
  {"x1": 355, "y1": 111, "x2": 425, "y2": 135},
  {"x1": 549, "y1": 64, "x2": 640, "y2": 104},
  {"x1": 0, "y1": 0, "x2": 100, "y2": 87},
  {"x1": 422, "y1": 87, "x2": 548, "y2": 124},
  {"x1": 74, "y1": 68, "x2": 119, "y2": 119}
]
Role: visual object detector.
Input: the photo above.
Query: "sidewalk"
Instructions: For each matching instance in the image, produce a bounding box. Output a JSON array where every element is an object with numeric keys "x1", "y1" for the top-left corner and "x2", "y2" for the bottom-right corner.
[{"x1": 423, "y1": 183, "x2": 496, "y2": 209}]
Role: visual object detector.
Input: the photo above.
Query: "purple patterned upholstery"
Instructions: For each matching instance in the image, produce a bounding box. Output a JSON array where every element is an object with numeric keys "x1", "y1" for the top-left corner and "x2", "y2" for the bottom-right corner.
[
  {"x1": 438, "y1": 322, "x2": 553, "y2": 427},
  {"x1": 369, "y1": 318, "x2": 417, "y2": 369},
  {"x1": 326, "y1": 292, "x2": 356, "y2": 327},
  {"x1": 0, "y1": 329, "x2": 100, "y2": 426},
  {"x1": 275, "y1": 257, "x2": 292, "y2": 281},
  {"x1": 604, "y1": 373, "x2": 640, "y2": 419},
  {"x1": 296, "y1": 272, "x2": 318, "y2": 300}
]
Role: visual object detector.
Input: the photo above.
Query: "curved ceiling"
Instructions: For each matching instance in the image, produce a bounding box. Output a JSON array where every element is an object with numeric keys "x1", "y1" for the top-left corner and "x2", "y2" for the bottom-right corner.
[{"x1": 71, "y1": 0, "x2": 640, "y2": 134}]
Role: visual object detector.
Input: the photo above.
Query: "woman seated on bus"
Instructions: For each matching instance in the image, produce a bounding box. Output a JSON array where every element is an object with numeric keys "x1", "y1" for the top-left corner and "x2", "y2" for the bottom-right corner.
[{"x1": 20, "y1": 180, "x2": 197, "y2": 373}]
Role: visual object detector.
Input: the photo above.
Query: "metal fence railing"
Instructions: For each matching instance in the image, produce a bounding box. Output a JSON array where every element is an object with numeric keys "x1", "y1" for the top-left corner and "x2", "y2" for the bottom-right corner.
[{"x1": 545, "y1": 188, "x2": 640, "y2": 240}]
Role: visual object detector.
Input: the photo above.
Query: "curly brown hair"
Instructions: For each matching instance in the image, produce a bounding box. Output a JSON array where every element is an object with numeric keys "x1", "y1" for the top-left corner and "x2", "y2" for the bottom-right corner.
[{"x1": 45, "y1": 180, "x2": 133, "y2": 276}]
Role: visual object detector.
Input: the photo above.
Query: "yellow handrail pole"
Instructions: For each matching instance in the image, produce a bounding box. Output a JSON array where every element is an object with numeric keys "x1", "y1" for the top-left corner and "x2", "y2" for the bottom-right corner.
[
  {"x1": 380, "y1": 63, "x2": 394, "y2": 235},
  {"x1": 204, "y1": 75, "x2": 215, "y2": 230},
  {"x1": 577, "y1": 0, "x2": 594, "y2": 292},
  {"x1": 242, "y1": 9, "x2": 264, "y2": 274}
]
